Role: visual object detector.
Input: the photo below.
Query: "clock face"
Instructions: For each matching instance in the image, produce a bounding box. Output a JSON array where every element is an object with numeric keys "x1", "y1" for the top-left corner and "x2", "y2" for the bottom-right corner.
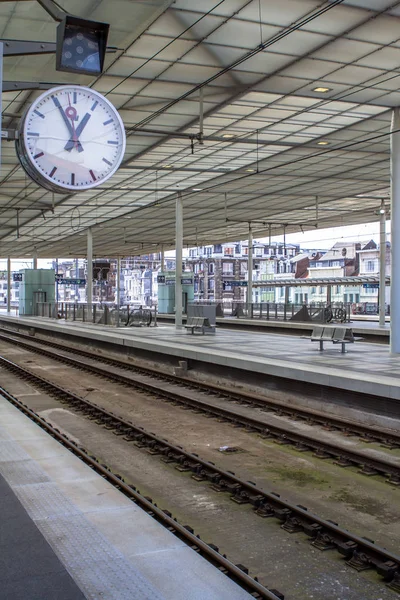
[{"x1": 16, "y1": 85, "x2": 126, "y2": 194}]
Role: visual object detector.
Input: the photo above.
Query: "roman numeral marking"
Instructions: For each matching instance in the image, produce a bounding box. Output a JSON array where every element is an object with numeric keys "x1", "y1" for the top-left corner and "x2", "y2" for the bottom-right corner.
[
  {"x1": 89, "y1": 169, "x2": 96, "y2": 181},
  {"x1": 73, "y1": 92, "x2": 77, "y2": 104},
  {"x1": 91, "y1": 100, "x2": 98, "y2": 111},
  {"x1": 103, "y1": 118, "x2": 113, "y2": 126},
  {"x1": 102, "y1": 158, "x2": 112, "y2": 166},
  {"x1": 49, "y1": 167, "x2": 57, "y2": 177},
  {"x1": 34, "y1": 109, "x2": 45, "y2": 119},
  {"x1": 107, "y1": 140, "x2": 118, "y2": 145},
  {"x1": 33, "y1": 152, "x2": 44, "y2": 159},
  {"x1": 28, "y1": 132, "x2": 39, "y2": 136},
  {"x1": 71, "y1": 173, "x2": 75, "y2": 185}
]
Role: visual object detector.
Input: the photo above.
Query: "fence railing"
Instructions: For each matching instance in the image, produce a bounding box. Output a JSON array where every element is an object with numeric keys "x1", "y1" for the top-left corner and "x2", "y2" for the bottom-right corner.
[
  {"x1": 190, "y1": 301, "x2": 352, "y2": 323},
  {"x1": 35, "y1": 302, "x2": 158, "y2": 327}
]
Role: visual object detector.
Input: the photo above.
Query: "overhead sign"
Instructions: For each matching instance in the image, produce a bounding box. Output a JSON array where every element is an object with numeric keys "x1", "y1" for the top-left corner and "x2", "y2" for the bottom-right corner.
[
  {"x1": 181, "y1": 277, "x2": 193, "y2": 285},
  {"x1": 362, "y1": 284, "x2": 379, "y2": 289},
  {"x1": 56, "y1": 277, "x2": 86, "y2": 285},
  {"x1": 157, "y1": 275, "x2": 166, "y2": 284},
  {"x1": 224, "y1": 281, "x2": 247, "y2": 287},
  {"x1": 13, "y1": 273, "x2": 23, "y2": 282},
  {"x1": 165, "y1": 279, "x2": 175, "y2": 286}
]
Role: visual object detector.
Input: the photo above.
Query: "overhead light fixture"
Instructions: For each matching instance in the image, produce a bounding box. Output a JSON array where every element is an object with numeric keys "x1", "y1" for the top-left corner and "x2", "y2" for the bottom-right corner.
[
  {"x1": 192, "y1": 188, "x2": 203, "y2": 191},
  {"x1": 313, "y1": 87, "x2": 331, "y2": 93},
  {"x1": 162, "y1": 164, "x2": 172, "y2": 168},
  {"x1": 246, "y1": 168, "x2": 256, "y2": 172},
  {"x1": 317, "y1": 141, "x2": 329, "y2": 146},
  {"x1": 222, "y1": 134, "x2": 235, "y2": 139}
]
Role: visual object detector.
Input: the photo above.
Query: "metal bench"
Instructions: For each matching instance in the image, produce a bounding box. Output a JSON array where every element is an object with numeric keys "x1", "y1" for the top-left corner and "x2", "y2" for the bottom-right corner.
[
  {"x1": 184, "y1": 316, "x2": 210, "y2": 334},
  {"x1": 307, "y1": 326, "x2": 362, "y2": 353}
]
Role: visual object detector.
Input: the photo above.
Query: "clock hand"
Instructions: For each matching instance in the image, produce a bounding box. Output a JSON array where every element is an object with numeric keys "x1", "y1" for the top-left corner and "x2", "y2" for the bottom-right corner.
[
  {"x1": 64, "y1": 113, "x2": 91, "y2": 152},
  {"x1": 64, "y1": 94, "x2": 83, "y2": 153}
]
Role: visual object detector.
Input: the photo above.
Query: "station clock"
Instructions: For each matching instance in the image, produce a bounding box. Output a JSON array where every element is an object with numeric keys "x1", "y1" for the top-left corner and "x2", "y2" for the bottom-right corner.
[{"x1": 16, "y1": 85, "x2": 126, "y2": 194}]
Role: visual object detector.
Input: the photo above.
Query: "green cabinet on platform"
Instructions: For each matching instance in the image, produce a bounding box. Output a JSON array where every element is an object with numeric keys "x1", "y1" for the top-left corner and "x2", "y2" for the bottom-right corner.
[{"x1": 19, "y1": 269, "x2": 55, "y2": 315}]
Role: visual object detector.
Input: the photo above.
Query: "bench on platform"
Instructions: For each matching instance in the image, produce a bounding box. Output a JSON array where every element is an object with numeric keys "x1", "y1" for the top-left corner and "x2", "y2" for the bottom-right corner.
[
  {"x1": 184, "y1": 316, "x2": 210, "y2": 334},
  {"x1": 306, "y1": 326, "x2": 362, "y2": 353}
]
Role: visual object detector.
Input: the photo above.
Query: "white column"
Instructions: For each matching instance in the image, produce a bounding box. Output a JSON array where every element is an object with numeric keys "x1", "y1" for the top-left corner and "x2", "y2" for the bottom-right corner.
[
  {"x1": 161, "y1": 245, "x2": 165, "y2": 272},
  {"x1": 379, "y1": 206, "x2": 386, "y2": 328},
  {"x1": 87, "y1": 228, "x2": 93, "y2": 316},
  {"x1": 7, "y1": 256, "x2": 11, "y2": 312},
  {"x1": 391, "y1": 108, "x2": 400, "y2": 352},
  {"x1": 175, "y1": 192, "x2": 183, "y2": 328},
  {"x1": 247, "y1": 224, "x2": 253, "y2": 314},
  {"x1": 33, "y1": 248, "x2": 38, "y2": 269},
  {"x1": 116, "y1": 256, "x2": 121, "y2": 327}
]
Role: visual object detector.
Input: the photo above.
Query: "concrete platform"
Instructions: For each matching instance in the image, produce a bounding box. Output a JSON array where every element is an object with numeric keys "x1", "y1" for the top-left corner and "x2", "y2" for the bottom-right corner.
[
  {"x1": 0, "y1": 393, "x2": 254, "y2": 600},
  {"x1": 157, "y1": 312, "x2": 390, "y2": 339}
]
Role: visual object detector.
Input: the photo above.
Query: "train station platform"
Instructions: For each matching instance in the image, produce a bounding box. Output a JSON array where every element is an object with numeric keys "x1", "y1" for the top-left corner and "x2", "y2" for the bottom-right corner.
[
  {"x1": 0, "y1": 392, "x2": 253, "y2": 600},
  {"x1": 0, "y1": 313, "x2": 399, "y2": 419}
]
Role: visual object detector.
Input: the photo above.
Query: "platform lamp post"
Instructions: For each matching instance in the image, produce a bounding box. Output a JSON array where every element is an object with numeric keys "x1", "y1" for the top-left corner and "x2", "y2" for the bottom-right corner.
[{"x1": 379, "y1": 201, "x2": 387, "y2": 329}]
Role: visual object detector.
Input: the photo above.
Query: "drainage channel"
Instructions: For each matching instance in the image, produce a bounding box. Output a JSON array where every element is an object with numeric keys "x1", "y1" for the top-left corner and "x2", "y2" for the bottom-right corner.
[
  {"x1": 0, "y1": 358, "x2": 399, "y2": 592},
  {"x1": 0, "y1": 335, "x2": 399, "y2": 486}
]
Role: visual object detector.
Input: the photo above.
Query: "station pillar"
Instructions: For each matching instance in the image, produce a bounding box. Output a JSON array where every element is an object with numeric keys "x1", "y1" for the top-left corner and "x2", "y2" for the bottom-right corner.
[
  {"x1": 379, "y1": 206, "x2": 386, "y2": 328},
  {"x1": 175, "y1": 192, "x2": 183, "y2": 328},
  {"x1": 116, "y1": 256, "x2": 121, "y2": 327},
  {"x1": 33, "y1": 248, "x2": 38, "y2": 270},
  {"x1": 87, "y1": 228, "x2": 93, "y2": 316},
  {"x1": 7, "y1": 256, "x2": 11, "y2": 312},
  {"x1": 391, "y1": 108, "x2": 400, "y2": 353},
  {"x1": 247, "y1": 224, "x2": 253, "y2": 315},
  {"x1": 161, "y1": 245, "x2": 165, "y2": 272}
]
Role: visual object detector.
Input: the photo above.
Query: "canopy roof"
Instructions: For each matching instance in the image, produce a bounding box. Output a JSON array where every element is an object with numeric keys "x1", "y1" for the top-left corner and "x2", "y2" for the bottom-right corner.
[{"x1": 0, "y1": 0, "x2": 397, "y2": 258}]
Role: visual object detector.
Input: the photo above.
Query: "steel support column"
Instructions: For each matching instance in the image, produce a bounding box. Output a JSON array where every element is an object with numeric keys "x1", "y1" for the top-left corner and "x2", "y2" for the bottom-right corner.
[
  {"x1": 33, "y1": 248, "x2": 38, "y2": 269},
  {"x1": 391, "y1": 109, "x2": 400, "y2": 352},
  {"x1": 7, "y1": 256, "x2": 11, "y2": 312},
  {"x1": 87, "y1": 228, "x2": 93, "y2": 318},
  {"x1": 175, "y1": 193, "x2": 183, "y2": 328},
  {"x1": 379, "y1": 207, "x2": 387, "y2": 328},
  {"x1": 247, "y1": 224, "x2": 253, "y2": 314}
]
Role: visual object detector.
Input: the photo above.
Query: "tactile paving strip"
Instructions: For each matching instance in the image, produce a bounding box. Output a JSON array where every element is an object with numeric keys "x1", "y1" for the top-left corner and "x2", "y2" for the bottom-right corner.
[{"x1": 0, "y1": 458, "x2": 51, "y2": 486}]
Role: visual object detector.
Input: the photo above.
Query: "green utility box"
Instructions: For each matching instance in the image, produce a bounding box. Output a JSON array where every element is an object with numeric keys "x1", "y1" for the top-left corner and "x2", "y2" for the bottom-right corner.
[
  {"x1": 157, "y1": 271, "x2": 194, "y2": 314},
  {"x1": 19, "y1": 269, "x2": 55, "y2": 316}
]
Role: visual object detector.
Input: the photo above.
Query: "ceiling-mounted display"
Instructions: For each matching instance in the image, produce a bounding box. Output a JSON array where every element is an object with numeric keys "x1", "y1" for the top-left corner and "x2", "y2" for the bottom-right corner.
[{"x1": 16, "y1": 85, "x2": 126, "y2": 194}]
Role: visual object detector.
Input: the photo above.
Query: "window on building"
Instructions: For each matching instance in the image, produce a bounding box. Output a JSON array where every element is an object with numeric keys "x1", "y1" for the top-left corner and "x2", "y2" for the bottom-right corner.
[
  {"x1": 264, "y1": 246, "x2": 269, "y2": 255},
  {"x1": 336, "y1": 285, "x2": 340, "y2": 294},
  {"x1": 213, "y1": 244, "x2": 222, "y2": 253},
  {"x1": 280, "y1": 287, "x2": 284, "y2": 297},
  {"x1": 255, "y1": 248, "x2": 262, "y2": 257},
  {"x1": 240, "y1": 263, "x2": 247, "y2": 274},
  {"x1": 331, "y1": 261, "x2": 340, "y2": 267},
  {"x1": 319, "y1": 286, "x2": 324, "y2": 294},
  {"x1": 205, "y1": 247, "x2": 212, "y2": 256},
  {"x1": 311, "y1": 287, "x2": 316, "y2": 294},
  {"x1": 366, "y1": 260, "x2": 375, "y2": 272},
  {"x1": 235, "y1": 244, "x2": 241, "y2": 254},
  {"x1": 224, "y1": 247, "x2": 234, "y2": 256},
  {"x1": 209, "y1": 263, "x2": 214, "y2": 275},
  {"x1": 222, "y1": 262, "x2": 233, "y2": 274},
  {"x1": 208, "y1": 279, "x2": 214, "y2": 291},
  {"x1": 243, "y1": 247, "x2": 248, "y2": 255}
]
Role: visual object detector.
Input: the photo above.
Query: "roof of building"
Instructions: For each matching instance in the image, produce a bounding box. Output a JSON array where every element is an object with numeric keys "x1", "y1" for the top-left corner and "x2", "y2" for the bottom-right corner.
[{"x1": 0, "y1": 1, "x2": 396, "y2": 257}]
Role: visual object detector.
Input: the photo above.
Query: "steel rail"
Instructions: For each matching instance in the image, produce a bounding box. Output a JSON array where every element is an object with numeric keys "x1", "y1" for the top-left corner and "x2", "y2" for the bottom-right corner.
[
  {"x1": 0, "y1": 333, "x2": 399, "y2": 485},
  {"x1": 0, "y1": 358, "x2": 399, "y2": 591},
  {"x1": 0, "y1": 327, "x2": 398, "y2": 450},
  {"x1": 0, "y1": 386, "x2": 281, "y2": 600}
]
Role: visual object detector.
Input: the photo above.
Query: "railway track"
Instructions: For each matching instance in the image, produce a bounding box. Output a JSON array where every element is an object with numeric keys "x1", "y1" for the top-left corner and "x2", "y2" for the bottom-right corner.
[
  {"x1": 0, "y1": 356, "x2": 400, "y2": 592},
  {"x1": 0, "y1": 387, "x2": 282, "y2": 600},
  {"x1": 0, "y1": 326, "x2": 398, "y2": 451},
  {"x1": 0, "y1": 330, "x2": 399, "y2": 485}
]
